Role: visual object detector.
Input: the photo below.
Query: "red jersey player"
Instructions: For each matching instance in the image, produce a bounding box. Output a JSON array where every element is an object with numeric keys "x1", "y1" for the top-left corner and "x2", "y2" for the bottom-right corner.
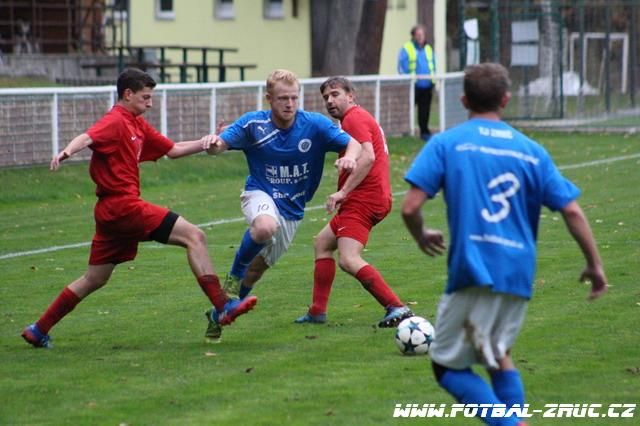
[
  {"x1": 295, "y1": 76, "x2": 413, "y2": 327},
  {"x1": 21, "y1": 68, "x2": 256, "y2": 348}
]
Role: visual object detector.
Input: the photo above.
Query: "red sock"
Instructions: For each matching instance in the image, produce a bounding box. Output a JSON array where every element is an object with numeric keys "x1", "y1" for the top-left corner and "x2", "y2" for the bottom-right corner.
[
  {"x1": 355, "y1": 265, "x2": 403, "y2": 308},
  {"x1": 309, "y1": 258, "x2": 336, "y2": 316},
  {"x1": 36, "y1": 287, "x2": 81, "y2": 334},
  {"x1": 197, "y1": 275, "x2": 227, "y2": 311}
]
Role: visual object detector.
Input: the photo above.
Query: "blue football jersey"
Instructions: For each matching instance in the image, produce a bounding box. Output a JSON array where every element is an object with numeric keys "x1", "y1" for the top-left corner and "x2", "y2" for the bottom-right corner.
[
  {"x1": 221, "y1": 110, "x2": 351, "y2": 220},
  {"x1": 404, "y1": 118, "x2": 580, "y2": 299}
]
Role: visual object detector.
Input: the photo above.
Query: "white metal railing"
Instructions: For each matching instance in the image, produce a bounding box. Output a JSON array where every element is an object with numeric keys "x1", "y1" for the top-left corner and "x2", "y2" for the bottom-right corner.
[{"x1": 0, "y1": 73, "x2": 465, "y2": 167}]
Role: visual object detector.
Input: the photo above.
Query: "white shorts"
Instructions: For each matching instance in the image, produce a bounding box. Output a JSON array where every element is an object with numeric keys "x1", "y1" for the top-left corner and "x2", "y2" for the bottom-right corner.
[
  {"x1": 429, "y1": 286, "x2": 528, "y2": 370},
  {"x1": 240, "y1": 190, "x2": 300, "y2": 267}
]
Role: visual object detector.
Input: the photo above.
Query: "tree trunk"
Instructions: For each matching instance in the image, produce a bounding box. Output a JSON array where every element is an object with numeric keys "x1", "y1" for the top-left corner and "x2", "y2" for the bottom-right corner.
[
  {"x1": 310, "y1": 0, "x2": 332, "y2": 77},
  {"x1": 418, "y1": 0, "x2": 434, "y2": 45},
  {"x1": 354, "y1": 0, "x2": 388, "y2": 75},
  {"x1": 310, "y1": 0, "x2": 365, "y2": 76},
  {"x1": 323, "y1": 0, "x2": 365, "y2": 76},
  {"x1": 539, "y1": 0, "x2": 559, "y2": 79},
  {"x1": 539, "y1": 0, "x2": 561, "y2": 114}
]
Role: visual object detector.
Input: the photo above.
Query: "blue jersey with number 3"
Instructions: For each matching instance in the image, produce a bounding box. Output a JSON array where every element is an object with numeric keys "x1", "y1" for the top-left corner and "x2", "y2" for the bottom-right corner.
[
  {"x1": 404, "y1": 118, "x2": 580, "y2": 299},
  {"x1": 221, "y1": 110, "x2": 351, "y2": 220}
]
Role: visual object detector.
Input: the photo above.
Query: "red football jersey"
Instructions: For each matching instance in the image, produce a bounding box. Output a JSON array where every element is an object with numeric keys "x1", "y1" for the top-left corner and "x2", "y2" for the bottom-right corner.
[
  {"x1": 86, "y1": 105, "x2": 174, "y2": 197},
  {"x1": 338, "y1": 105, "x2": 392, "y2": 206}
]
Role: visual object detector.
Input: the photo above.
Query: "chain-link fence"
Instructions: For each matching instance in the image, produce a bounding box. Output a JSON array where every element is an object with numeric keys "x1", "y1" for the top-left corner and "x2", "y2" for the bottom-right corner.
[{"x1": 452, "y1": 0, "x2": 639, "y2": 130}]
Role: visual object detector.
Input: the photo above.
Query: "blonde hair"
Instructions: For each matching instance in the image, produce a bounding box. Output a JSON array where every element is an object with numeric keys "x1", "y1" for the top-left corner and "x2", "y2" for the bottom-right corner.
[{"x1": 266, "y1": 69, "x2": 299, "y2": 94}]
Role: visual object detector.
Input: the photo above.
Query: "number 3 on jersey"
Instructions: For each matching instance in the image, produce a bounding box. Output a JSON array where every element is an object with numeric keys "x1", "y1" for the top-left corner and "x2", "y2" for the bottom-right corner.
[{"x1": 481, "y1": 172, "x2": 521, "y2": 223}]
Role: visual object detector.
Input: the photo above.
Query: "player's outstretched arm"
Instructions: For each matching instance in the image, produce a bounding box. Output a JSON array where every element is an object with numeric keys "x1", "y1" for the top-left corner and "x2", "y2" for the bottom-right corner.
[
  {"x1": 166, "y1": 139, "x2": 207, "y2": 159},
  {"x1": 201, "y1": 134, "x2": 229, "y2": 156},
  {"x1": 326, "y1": 142, "x2": 375, "y2": 213},
  {"x1": 401, "y1": 186, "x2": 446, "y2": 257},
  {"x1": 560, "y1": 200, "x2": 608, "y2": 300},
  {"x1": 167, "y1": 133, "x2": 230, "y2": 159},
  {"x1": 334, "y1": 138, "x2": 361, "y2": 174},
  {"x1": 50, "y1": 133, "x2": 93, "y2": 171}
]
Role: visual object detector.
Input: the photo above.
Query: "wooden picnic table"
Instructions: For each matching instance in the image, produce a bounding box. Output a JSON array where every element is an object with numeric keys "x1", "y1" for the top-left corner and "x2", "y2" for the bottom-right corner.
[
  {"x1": 81, "y1": 60, "x2": 256, "y2": 83},
  {"x1": 95, "y1": 45, "x2": 254, "y2": 82}
]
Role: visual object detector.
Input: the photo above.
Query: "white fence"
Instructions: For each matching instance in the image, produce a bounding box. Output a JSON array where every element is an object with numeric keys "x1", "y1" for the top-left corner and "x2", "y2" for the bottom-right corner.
[{"x1": 0, "y1": 73, "x2": 465, "y2": 167}]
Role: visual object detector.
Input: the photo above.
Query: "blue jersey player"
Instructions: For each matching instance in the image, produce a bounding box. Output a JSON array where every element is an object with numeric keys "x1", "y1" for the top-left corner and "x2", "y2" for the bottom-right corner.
[
  {"x1": 401, "y1": 63, "x2": 608, "y2": 426},
  {"x1": 200, "y1": 69, "x2": 361, "y2": 341}
]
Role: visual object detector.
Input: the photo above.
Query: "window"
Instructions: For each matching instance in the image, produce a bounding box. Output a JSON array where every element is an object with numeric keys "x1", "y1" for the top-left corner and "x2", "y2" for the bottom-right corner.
[
  {"x1": 387, "y1": 0, "x2": 407, "y2": 10},
  {"x1": 113, "y1": 0, "x2": 128, "y2": 12},
  {"x1": 156, "y1": 0, "x2": 175, "y2": 20},
  {"x1": 108, "y1": 0, "x2": 128, "y2": 21},
  {"x1": 264, "y1": 0, "x2": 284, "y2": 19},
  {"x1": 215, "y1": 0, "x2": 235, "y2": 20}
]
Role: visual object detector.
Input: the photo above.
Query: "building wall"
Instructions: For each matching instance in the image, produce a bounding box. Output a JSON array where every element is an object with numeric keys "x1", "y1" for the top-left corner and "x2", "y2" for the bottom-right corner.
[
  {"x1": 379, "y1": 0, "x2": 420, "y2": 76},
  {"x1": 127, "y1": 0, "x2": 423, "y2": 81},
  {"x1": 129, "y1": 0, "x2": 311, "y2": 82}
]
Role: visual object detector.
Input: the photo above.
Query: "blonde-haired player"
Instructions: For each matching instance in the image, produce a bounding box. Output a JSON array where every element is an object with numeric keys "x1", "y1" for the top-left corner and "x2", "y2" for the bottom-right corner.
[{"x1": 200, "y1": 69, "x2": 362, "y2": 341}]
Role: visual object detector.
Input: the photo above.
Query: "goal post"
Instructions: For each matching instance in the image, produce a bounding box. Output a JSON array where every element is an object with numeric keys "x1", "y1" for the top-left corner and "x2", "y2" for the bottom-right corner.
[{"x1": 436, "y1": 71, "x2": 467, "y2": 132}]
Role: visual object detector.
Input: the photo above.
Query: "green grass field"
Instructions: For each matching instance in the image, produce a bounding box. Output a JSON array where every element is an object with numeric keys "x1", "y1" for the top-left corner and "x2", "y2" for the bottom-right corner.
[
  {"x1": 0, "y1": 76, "x2": 61, "y2": 88},
  {"x1": 1, "y1": 134, "x2": 639, "y2": 425}
]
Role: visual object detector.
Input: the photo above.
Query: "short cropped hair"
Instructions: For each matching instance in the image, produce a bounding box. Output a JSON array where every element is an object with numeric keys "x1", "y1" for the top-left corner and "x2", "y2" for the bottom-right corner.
[
  {"x1": 116, "y1": 68, "x2": 156, "y2": 99},
  {"x1": 411, "y1": 24, "x2": 426, "y2": 37},
  {"x1": 319, "y1": 76, "x2": 356, "y2": 95},
  {"x1": 266, "y1": 69, "x2": 299, "y2": 94},
  {"x1": 463, "y1": 63, "x2": 511, "y2": 113}
]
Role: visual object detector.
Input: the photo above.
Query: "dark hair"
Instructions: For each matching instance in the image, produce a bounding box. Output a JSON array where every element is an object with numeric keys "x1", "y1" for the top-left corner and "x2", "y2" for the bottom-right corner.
[
  {"x1": 319, "y1": 76, "x2": 356, "y2": 95},
  {"x1": 116, "y1": 68, "x2": 156, "y2": 99},
  {"x1": 411, "y1": 25, "x2": 425, "y2": 37},
  {"x1": 463, "y1": 63, "x2": 511, "y2": 113}
]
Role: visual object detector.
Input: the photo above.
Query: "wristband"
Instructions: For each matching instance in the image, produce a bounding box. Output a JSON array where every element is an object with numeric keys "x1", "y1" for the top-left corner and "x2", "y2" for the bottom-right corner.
[{"x1": 60, "y1": 151, "x2": 70, "y2": 161}]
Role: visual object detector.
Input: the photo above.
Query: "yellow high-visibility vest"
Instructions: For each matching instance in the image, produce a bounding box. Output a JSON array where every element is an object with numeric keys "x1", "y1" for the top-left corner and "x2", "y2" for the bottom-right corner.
[{"x1": 403, "y1": 41, "x2": 435, "y2": 75}]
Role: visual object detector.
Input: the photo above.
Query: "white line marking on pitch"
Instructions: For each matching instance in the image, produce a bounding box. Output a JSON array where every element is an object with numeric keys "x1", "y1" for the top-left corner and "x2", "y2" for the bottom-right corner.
[{"x1": 2, "y1": 152, "x2": 639, "y2": 261}]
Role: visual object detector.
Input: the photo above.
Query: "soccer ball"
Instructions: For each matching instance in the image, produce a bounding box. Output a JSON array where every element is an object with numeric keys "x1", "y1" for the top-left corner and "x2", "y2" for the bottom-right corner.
[{"x1": 395, "y1": 316, "x2": 435, "y2": 355}]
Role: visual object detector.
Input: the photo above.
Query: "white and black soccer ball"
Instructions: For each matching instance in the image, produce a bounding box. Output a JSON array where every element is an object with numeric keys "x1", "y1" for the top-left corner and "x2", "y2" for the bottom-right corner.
[{"x1": 395, "y1": 316, "x2": 435, "y2": 355}]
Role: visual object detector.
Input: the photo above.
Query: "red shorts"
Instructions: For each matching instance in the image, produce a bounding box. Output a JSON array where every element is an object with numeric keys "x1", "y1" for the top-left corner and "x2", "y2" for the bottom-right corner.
[
  {"x1": 89, "y1": 196, "x2": 170, "y2": 265},
  {"x1": 329, "y1": 199, "x2": 391, "y2": 246}
]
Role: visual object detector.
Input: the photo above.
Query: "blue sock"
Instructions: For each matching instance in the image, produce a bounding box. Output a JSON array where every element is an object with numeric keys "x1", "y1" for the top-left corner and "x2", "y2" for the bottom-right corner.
[
  {"x1": 238, "y1": 284, "x2": 253, "y2": 299},
  {"x1": 491, "y1": 369, "x2": 525, "y2": 409},
  {"x1": 439, "y1": 368, "x2": 519, "y2": 426},
  {"x1": 230, "y1": 230, "x2": 265, "y2": 279}
]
